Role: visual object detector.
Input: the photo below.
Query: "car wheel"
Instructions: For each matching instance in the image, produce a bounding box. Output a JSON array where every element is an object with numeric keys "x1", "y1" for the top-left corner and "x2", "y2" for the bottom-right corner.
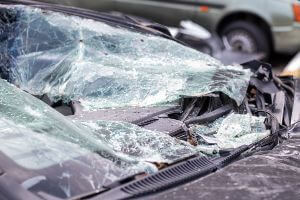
[{"x1": 221, "y1": 21, "x2": 270, "y2": 58}]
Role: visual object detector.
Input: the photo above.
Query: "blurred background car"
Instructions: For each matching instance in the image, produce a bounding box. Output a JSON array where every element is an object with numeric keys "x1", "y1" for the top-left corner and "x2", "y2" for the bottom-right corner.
[
  {"x1": 168, "y1": 20, "x2": 265, "y2": 64},
  {"x1": 107, "y1": 12, "x2": 266, "y2": 64},
  {"x1": 38, "y1": 0, "x2": 300, "y2": 60},
  {"x1": 281, "y1": 52, "x2": 300, "y2": 77}
]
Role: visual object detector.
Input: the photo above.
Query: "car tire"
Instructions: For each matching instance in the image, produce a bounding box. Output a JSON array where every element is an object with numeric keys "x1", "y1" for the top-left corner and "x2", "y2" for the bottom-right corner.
[{"x1": 221, "y1": 21, "x2": 270, "y2": 59}]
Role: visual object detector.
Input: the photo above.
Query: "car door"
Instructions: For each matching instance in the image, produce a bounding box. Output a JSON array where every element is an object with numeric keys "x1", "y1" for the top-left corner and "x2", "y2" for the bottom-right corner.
[
  {"x1": 191, "y1": 0, "x2": 232, "y2": 31},
  {"x1": 113, "y1": 0, "x2": 198, "y2": 26}
]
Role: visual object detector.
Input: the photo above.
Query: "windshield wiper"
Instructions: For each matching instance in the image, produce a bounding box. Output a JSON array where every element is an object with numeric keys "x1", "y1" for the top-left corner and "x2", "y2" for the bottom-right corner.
[{"x1": 80, "y1": 141, "x2": 270, "y2": 200}]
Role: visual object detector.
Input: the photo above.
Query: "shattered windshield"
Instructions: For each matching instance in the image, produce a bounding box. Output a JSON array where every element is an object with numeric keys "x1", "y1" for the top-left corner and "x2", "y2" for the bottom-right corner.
[{"x1": 1, "y1": 5, "x2": 251, "y2": 110}]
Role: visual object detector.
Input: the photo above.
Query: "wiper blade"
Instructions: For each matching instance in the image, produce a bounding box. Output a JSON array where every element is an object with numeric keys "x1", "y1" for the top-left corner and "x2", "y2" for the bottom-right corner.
[
  {"x1": 88, "y1": 156, "x2": 216, "y2": 200},
  {"x1": 184, "y1": 104, "x2": 233, "y2": 125}
]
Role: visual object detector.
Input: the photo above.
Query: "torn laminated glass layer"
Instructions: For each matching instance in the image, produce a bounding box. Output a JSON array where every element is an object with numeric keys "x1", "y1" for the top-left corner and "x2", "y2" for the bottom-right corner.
[
  {"x1": 191, "y1": 113, "x2": 270, "y2": 154},
  {"x1": 0, "y1": 5, "x2": 251, "y2": 111}
]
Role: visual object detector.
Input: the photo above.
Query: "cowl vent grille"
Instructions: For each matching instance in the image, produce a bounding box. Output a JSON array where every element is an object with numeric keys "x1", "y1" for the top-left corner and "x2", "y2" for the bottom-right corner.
[{"x1": 121, "y1": 156, "x2": 216, "y2": 196}]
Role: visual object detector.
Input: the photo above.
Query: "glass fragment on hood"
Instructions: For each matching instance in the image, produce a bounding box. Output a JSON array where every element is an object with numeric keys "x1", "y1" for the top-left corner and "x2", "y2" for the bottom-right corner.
[
  {"x1": 190, "y1": 113, "x2": 270, "y2": 153},
  {"x1": 0, "y1": 5, "x2": 251, "y2": 111},
  {"x1": 78, "y1": 120, "x2": 199, "y2": 164}
]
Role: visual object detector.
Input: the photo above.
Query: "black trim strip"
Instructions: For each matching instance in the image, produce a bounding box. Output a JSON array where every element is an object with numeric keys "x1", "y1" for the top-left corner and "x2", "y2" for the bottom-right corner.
[{"x1": 145, "y1": 0, "x2": 225, "y2": 9}]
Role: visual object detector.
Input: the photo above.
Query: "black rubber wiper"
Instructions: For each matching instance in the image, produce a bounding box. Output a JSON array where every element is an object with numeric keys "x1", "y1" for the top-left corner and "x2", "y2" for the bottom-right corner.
[
  {"x1": 169, "y1": 103, "x2": 233, "y2": 138},
  {"x1": 131, "y1": 106, "x2": 180, "y2": 125},
  {"x1": 184, "y1": 104, "x2": 233, "y2": 125}
]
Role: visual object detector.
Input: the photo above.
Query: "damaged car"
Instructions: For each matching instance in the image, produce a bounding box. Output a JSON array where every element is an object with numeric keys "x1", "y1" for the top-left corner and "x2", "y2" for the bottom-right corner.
[{"x1": 0, "y1": 1, "x2": 299, "y2": 200}]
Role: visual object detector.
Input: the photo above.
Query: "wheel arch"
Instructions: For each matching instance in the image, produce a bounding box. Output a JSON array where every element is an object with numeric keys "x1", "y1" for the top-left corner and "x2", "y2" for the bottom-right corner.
[{"x1": 216, "y1": 11, "x2": 274, "y2": 51}]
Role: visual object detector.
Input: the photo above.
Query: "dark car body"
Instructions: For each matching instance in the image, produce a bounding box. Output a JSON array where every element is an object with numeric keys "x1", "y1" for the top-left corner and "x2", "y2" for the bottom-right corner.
[{"x1": 0, "y1": 1, "x2": 299, "y2": 200}]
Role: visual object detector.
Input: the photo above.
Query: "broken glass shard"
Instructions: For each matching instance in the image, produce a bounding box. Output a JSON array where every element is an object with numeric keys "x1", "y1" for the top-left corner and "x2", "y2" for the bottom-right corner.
[{"x1": 78, "y1": 120, "x2": 199, "y2": 164}]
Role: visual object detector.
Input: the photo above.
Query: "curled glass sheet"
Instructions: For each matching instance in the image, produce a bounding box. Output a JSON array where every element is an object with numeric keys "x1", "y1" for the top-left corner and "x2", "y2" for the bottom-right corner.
[
  {"x1": 0, "y1": 5, "x2": 251, "y2": 111},
  {"x1": 191, "y1": 113, "x2": 270, "y2": 153}
]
